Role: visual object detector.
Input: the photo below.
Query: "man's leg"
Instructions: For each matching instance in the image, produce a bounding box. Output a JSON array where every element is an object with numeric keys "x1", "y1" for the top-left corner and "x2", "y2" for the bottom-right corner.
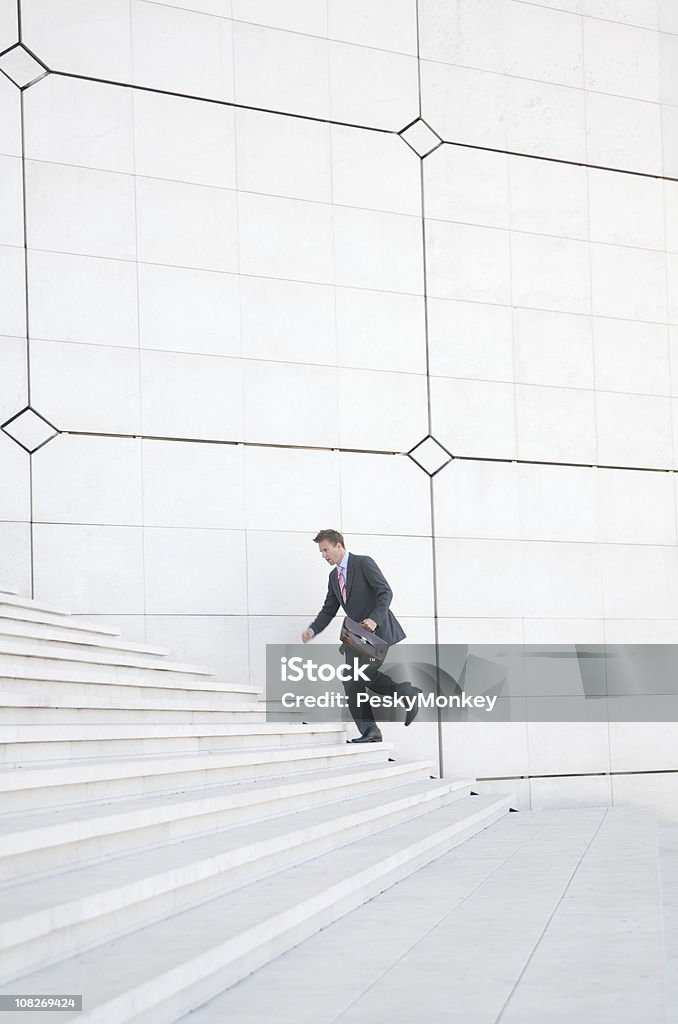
[
  {"x1": 343, "y1": 650, "x2": 379, "y2": 737},
  {"x1": 358, "y1": 652, "x2": 422, "y2": 726}
]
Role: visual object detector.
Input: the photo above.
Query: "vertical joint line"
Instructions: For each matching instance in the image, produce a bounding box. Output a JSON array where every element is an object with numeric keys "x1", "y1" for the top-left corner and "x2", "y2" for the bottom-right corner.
[
  {"x1": 420, "y1": 160, "x2": 431, "y2": 436},
  {"x1": 19, "y1": 90, "x2": 30, "y2": 406},
  {"x1": 414, "y1": 0, "x2": 422, "y2": 120},
  {"x1": 19, "y1": 74, "x2": 34, "y2": 600},
  {"x1": 429, "y1": 474, "x2": 444, "y2": 778},
  {"x1": 28, "y1": 453, "x2": 34, "y2": 598}
]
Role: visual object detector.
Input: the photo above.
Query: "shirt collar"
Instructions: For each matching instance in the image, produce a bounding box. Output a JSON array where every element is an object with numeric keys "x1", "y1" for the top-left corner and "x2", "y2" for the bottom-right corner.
[{"x1": 338, "y1": 551, "x2": 349, "y2": 574}]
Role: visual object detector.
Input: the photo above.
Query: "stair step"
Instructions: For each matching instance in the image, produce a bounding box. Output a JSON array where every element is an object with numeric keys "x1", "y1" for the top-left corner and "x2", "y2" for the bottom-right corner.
[
  {"x1": 1, "y1": 724, "x2": 346, "y2": 757},
  {"x1": 0, "y1": 675, "x2": 260, "y2": 700},
  {"x1": 0, "y1": 642, "x2": 213, "y2": 677},
  {"x1": 0, "y1": 706, "x2": 267, "y2": 725},
  {"x1": 0, "y1": 720, "x2": 345, "y2": 747},
  {"x1": 0, "y1": 594, "x2": 82, "y2": 619},
  {"x1": 0, "y1": 722, "x2": 347, "y2": 765},
  {"x1": 0, "y1": 689, "x2": 264, "y2": 716},
  {"x1": 0, "y1": 742, "x2": 393, "y2": 812},
  {"x1": 0, "y1": 758, "x2": 432, "y2": 882},
  {"x1": 0, "y1": 674, "x2": 255, "y2": 699},
  {"x1": 0, "y1": 775, "x2": 472, "y2": 983},
  {"x1": 0, "y1": 584, "x2": 19, "y2": 595},
  {"x1": 0, "y1": 726, "x2": 345, "y2": 763},
  {"x1": 0, "y1": 604, "x2": 120, "y2": 638},
  {"x1": 0, "y1": 622, "x2": 170, "y2": 658},
  {"x1": 3, "y1": 795, "x2": 508, "y2": 1023}
]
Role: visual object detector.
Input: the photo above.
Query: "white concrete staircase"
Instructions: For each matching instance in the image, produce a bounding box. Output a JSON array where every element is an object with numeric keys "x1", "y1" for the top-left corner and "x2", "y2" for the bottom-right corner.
[{"x1": 0, "y1": 588, "x2": 510, "y2": 1023}]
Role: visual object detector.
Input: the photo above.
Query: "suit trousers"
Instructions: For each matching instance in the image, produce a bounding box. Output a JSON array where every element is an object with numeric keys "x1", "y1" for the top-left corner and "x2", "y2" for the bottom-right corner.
[{"x1": 342, "y1": 647, "x2": 413, "y2": 734}]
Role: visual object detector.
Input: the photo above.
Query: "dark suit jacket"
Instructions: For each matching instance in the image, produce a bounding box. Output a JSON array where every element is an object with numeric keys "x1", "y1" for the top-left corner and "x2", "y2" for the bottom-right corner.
[{"x1": 309, "y1": 553, "x2": 406, "y2": 646}]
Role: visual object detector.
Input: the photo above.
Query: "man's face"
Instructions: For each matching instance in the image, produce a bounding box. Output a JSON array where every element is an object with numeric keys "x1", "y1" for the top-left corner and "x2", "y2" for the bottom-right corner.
[{"x1": 318, "y1": 541, "x2": 344, "y2": 565}]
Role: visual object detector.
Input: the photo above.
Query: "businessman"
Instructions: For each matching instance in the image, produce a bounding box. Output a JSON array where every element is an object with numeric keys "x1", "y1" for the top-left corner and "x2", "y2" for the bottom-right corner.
[{"x1": 301, "y1": 529, "x2": 421, "y2": 743}]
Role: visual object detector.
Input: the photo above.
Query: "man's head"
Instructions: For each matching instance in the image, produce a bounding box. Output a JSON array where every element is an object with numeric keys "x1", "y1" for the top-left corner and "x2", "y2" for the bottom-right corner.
[{"x1": 313, "y1": 529, "x2": 345, "y2": 566}]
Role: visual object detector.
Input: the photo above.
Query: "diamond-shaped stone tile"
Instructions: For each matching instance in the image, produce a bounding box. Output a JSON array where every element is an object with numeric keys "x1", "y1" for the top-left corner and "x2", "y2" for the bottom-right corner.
[
  {"x1": 407, "y1": 435, "x2": 453, "y2": 476},
  {"x1": 2, "y1": 407, "x2": 58, "y2": 453},
  {"x1": 399, "y1": 118, "x2": 443, "y2": 158},
  {"x1": 0, "y1": 44, "x2": 49, "y2": 89}
]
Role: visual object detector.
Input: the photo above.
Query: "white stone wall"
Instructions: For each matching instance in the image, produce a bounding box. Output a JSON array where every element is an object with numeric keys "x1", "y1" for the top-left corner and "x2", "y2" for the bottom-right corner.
[{"x1": 1, "y1": 0, "x2": 678, "y2": 815}]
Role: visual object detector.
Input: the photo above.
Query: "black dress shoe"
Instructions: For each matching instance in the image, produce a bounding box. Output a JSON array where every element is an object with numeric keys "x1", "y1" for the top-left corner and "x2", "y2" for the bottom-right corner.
[
  {"x1": 351, "y1": 727, "x2": 383, "y2": 743},
  {"x1": 405, "y1": 687, "x2": 423, "y2": 726}
]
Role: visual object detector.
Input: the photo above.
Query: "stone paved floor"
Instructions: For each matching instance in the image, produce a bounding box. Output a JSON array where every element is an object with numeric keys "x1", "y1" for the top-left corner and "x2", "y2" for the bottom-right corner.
[{"x1": 660, "y1": 826, "x2": 678, "y2": 1024}]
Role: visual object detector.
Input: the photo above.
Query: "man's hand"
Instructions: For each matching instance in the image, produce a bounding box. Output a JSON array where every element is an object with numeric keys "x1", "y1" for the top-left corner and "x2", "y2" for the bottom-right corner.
[
  {"x1": 361, "y1": 618, "x2": 377, "y2": 633},
  {"x1": 301, "y1": 629, "x2": 314, "y2": 643}
]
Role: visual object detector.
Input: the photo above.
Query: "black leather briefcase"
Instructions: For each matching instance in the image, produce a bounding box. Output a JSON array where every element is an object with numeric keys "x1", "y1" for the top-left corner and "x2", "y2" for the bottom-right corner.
[{"x1": 340, "y1": 617, "x2": 388, "y2": 666}]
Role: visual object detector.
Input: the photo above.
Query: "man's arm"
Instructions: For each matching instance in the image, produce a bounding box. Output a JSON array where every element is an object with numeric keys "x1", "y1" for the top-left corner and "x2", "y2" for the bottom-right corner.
[
  {"x1": 308, "y1": 579, "x2": 341, "y2": 637},
  {"x1": 362, "y1": 556, "x2": 393, "y2": 626}
]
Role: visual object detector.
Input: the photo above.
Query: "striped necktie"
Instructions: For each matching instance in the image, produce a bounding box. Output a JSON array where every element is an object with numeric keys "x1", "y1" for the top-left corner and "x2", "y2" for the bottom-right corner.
[{"x1": 337, "y1": 565, "x2": 347, "y2": 604}]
